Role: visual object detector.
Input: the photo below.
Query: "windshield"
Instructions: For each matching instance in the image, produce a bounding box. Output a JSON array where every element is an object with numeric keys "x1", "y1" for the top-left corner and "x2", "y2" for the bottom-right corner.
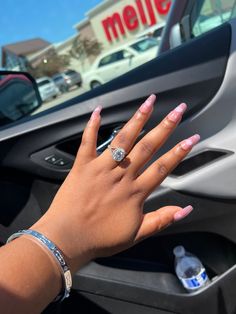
[
  {"x1": 0, "y1": 0, "x2": 171, "y2": 116},
  {"x1": 130, "y1": 38, "x2": 159, "y2": 52}
]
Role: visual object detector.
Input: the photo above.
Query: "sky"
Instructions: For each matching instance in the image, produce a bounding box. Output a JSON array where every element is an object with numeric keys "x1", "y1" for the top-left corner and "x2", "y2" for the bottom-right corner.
[{"x1": 0, "y1": 0, "x2": 102, "y2": 47}]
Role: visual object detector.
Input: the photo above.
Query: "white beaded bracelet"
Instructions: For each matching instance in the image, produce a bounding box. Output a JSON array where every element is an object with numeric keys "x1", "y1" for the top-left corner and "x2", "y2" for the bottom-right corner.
[{"x1": 7, "y1": 229, "x2": 72, "y2": 302}]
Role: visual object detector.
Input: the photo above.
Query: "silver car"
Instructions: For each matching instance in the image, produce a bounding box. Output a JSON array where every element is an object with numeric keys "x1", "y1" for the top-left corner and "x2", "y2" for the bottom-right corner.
[
  {"x1": 52, "y1": 70, "x2": 82, "y2": 92},
  {"x1": 36, "y1": 77, "x2": 59, "y2": 102}
]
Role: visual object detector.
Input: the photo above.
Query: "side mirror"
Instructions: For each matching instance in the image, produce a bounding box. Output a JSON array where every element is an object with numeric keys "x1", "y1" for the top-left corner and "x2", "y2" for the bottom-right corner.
[
  {"x1": 169, "y1": 23, "x2": 182, "y2": 49},
  {"x1": 0, "y1": 71, "x2": 42, "y2": 127},
  {"x1": 124, "y1": 51, "x2": 134, "y2": 59}
]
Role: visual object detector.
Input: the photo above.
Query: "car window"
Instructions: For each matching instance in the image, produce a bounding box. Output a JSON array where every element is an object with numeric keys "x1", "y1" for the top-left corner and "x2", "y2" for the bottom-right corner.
[
  {"x1": 98, "y1": 51, "x2": 125, "y2": 67},
  {"x1": 190, "y1": 0, "x2": 236, "y2": 38},
  {"x1": 37, "y1": 80, "x2": 51, "y2": 86},
  {"x1": 130, "y1": 38, "x2": 159, "y2": 52},
  {"x1": 53, "y1": 77, "x2": 62, "y2": 82},
  {"x1": 153, "y1": 27, "x2": 164, "y2": 38},
  {"x1": 64, "y1": 70, "x2": 76, "y2": 75},
  {"x1": 0, "y1": 0, "x2": 172, "y2": 127}
]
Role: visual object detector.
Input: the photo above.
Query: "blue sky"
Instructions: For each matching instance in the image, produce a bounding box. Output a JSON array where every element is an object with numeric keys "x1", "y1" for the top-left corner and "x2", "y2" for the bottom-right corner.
[{"x1": 0, "y1": 0, "x2": 102, "y2": 47}]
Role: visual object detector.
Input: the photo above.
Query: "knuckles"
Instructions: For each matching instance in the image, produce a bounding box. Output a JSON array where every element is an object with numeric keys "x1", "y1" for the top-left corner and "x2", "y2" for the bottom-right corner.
[
  {"x1": 115, "y1": 132, "x2": 127, "y2": 145},
  {"x1": 161, "y1": 118, "x2": 176, "y2": 130},
  {"x1": 173, "y1": 144, "x2": 186, "y2": 158},
  {"x1": 139, "y1": 140, "x2": 155, "y2": 155},
  {"x1": 155, "y1": 161, "x2": 169, "y2": 177}
]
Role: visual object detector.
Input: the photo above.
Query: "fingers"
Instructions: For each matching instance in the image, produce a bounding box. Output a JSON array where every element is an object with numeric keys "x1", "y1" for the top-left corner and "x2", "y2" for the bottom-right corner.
[
  {"x1": 134, "y1": 205, "x2": 193, "y2": 243},
  {"x1": 128, "y1": 103, "x2": 187, "y2": 174},
  {"x1": 136, "y1": 134, "x2": 200, "y2": 196},
  {"x1": 100, "y1": 94, "x2": 156, "y2": 168},
  {"x1": 76, "y1": 106, "x2": 102, "y2": 161}
]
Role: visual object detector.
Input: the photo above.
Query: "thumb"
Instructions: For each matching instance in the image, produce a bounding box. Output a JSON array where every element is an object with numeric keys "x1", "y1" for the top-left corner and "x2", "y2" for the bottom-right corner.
[{"x1": 134, "y1": 205, "x2": 193, "y2": 243}]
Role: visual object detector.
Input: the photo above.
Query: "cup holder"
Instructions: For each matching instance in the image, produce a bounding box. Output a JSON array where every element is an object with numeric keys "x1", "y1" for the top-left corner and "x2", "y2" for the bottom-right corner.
[
  {"x1": 95, "y1": 232, "x2": 236, "y2": 294},
  {"x1": 75, "y1": 232, "x2": 236, "y2": 313}
]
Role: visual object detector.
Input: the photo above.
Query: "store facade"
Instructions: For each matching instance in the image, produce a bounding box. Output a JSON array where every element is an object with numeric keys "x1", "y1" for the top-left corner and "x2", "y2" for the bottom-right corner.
[{"x1": 75, "y1": 0, "x2": 171, "y2": 51}]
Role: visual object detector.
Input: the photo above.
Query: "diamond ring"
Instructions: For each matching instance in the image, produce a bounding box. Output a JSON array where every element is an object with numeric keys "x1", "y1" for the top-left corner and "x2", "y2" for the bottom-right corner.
[{"x1": 108, "y1": 145, "x2": 126, "y2": 162}]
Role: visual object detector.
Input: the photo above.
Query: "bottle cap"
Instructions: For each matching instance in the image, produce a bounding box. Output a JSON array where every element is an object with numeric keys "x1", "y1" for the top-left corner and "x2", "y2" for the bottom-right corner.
[{"x1": 173, "y1": 245, "x2": 185, "y2": 257}]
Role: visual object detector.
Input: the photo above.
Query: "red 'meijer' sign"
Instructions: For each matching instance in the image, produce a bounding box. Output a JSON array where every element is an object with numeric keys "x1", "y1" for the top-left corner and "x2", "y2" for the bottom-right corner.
[{"x1": 102, "y1": 0, "x2": 171, "y2": 42}]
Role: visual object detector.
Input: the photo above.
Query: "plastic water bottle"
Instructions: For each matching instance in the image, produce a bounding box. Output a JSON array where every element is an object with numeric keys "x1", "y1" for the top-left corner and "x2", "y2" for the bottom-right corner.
[{"x1": 173, "y1": 245, "x2": 210, "y2": 292}]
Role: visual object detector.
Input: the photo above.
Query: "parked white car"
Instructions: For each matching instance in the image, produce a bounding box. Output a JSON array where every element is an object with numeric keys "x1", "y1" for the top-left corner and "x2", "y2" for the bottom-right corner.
[
  {"x1": 36, "y1": 77, "x2": 60, "y2": 102},
  {"x1": 83, "y1": 37, "x2": 159, "y2": 89}
]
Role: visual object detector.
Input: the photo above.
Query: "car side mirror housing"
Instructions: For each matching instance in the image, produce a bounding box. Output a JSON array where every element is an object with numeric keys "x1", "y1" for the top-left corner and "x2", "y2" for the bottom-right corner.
[
  {"x1": 0, "y1": 71, "x2": 42, "y2": 127},
  {"x1": 124, "y1": 52, "x2": 134, "y2": 59}
]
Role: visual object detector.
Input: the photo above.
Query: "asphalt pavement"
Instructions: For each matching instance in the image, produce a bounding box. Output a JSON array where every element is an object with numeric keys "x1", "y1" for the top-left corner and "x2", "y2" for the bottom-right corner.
[{"x1": 33, "y1": 86, "x2": 88, "y2": 115}]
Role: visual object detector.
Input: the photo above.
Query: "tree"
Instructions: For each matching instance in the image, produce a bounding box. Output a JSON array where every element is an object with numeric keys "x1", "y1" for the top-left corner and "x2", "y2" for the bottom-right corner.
[
  {"x1": 70, "y1": 36, "x2": 103, "y2": 71},
  {"x1": 27, "y1": 50, "x2": 71, "y2": 78}
]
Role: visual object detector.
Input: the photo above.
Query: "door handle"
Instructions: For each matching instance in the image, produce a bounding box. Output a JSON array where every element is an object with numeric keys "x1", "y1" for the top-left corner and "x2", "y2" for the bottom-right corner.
[
  {"x1": 96, "y1": 126, "x2": 123, "y2": 153},
  {"x1": 96, "y1": 126, "x2": 146, "y2": 154}
]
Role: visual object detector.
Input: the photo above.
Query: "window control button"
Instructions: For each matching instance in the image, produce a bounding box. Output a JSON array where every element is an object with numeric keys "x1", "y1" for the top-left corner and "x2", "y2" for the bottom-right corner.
[
  {"x1": 44, "y1": 155, "x2": 61, "y2": 165},
  {"x1": 54, "y1": 159, "x2": 69, "y2": 166},
  {"x1": 44, "y1": 155, "x2": 59, "y2": 164},
  {"x1": 44, "y1": 155, "x2": 69, "y2": 167}
]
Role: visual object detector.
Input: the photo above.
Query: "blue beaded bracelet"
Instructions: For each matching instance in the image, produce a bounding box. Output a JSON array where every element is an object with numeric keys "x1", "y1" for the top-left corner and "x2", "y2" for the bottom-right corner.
[{"x1": 7, "y1": 229, "x2": 72, "y2": 302}]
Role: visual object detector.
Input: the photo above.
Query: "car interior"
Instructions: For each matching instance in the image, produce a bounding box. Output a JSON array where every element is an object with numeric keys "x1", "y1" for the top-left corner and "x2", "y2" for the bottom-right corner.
[{"x1": 1, "y1": 0, "x2": 236, "y2": 313}]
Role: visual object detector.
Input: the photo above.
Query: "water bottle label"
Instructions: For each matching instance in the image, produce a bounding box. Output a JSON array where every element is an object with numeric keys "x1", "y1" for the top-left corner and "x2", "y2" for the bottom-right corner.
[{"x1": 180, "y1": 269, "x2": 208, "y2": 290}]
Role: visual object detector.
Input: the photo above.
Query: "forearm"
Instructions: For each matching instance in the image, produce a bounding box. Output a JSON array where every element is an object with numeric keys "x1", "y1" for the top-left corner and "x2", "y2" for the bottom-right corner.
[{"x1": 0, "y1": 236, "x2": 61, "y2": 314}]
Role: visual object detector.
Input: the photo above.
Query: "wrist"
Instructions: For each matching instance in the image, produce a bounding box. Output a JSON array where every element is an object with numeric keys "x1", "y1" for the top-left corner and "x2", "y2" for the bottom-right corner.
[
  {"x1": 7, "y1": 229, "x2": 72, "y2": 301},
  {"x1": 4, "y1": 236, "x2": 62, "y2": 307},
  {"x1": 31, "y1": 218, "x2": 92, "y2": 274}
]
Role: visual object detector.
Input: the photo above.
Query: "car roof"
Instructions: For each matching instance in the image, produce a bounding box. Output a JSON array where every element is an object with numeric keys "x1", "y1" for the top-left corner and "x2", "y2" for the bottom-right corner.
[
  {"x1": 53, "y1": 70, "x2": 77, "y2": 77},
  {"x1": 52, "y1": 73, "x2": 64, "y2": 79},
  {"x1": 36, "y1": 77, "x2": 52, "y2": 82}
]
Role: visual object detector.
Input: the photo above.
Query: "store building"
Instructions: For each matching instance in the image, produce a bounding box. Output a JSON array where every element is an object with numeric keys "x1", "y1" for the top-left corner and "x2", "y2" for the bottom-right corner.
[
  {"x1": 1, "y1": 38, "x2": 51, "y2": 71},
  {"x1": 74, "y1": 0, "x2": 171, "y2": 51}
]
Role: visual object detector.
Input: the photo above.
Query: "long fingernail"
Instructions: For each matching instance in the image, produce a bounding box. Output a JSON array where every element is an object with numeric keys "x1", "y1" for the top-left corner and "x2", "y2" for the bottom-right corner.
[
  {"x1": 167, "y1": 103, "x2": 187, "y2": 123},
  {"x1": 139, "y1": 94, "x2": 156, "y2": 114},
  {"x1": 90, "y1": 106, "x2": 102, "y2": 121},
  {"x1": 174, "y1": 205, "x2": 193, "y2": 221},
  {"x1": 181, "y1": 134, "x2": 201, "y2": 151}
]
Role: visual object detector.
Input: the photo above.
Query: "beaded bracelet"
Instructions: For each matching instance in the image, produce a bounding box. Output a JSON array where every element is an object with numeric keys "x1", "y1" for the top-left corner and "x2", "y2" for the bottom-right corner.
[{"x1": 7, "y1": 229, "x2": 72, "y2": 302}]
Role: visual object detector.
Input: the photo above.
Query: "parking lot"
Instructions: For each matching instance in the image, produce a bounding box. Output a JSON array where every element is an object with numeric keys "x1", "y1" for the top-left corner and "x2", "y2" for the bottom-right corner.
[{"x1": 33, "y1": 85, "x2": 88, "y2": 115}]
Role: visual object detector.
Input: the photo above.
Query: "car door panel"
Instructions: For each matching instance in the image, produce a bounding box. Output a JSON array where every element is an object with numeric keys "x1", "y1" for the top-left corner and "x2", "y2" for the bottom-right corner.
[
  {"x1": 96, "y1": 64, "x2": 113, "y2": 82},
  {"x1": 0, "y1": 21, "x2": 235, "y2": 314},
  {"x1": 162, "y1": 20, "x2": 236, "y2": 199},
  {"x1": 111, "y1": 59, "x2": 131, "y2": 78},
  {"x1": 97, "y1": 57, "x2": 130, "y2": 83}
]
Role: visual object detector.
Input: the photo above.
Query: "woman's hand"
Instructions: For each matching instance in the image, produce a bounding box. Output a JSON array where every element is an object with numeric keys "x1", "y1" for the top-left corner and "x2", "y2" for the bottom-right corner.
[{"x1": 32, "y1": 95, "x2": 199, "y2": 273}]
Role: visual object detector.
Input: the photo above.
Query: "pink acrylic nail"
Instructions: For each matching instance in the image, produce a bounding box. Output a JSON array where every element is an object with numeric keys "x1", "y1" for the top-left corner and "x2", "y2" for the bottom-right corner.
[
  {"x1": 167, "y1": 103, "x2": 187, "y2": 123},
  {"x1": 181, "y1": 134, "x2": 201, "y2": 151},
  {"x1": 174, "y1": 205, "x2": 193, "y2": 222},
  {"x1": 90, "y1": 105, "x2": 102, "y2": 121},
  {"x1": 139, "y1": 94, "x2": 156, "y2": 114}
]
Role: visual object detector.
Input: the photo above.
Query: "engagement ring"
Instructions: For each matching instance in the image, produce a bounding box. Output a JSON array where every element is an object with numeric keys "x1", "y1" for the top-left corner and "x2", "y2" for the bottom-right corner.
[{"x1": 108, "y1": 145, "x2": 126, "y2": 162}]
